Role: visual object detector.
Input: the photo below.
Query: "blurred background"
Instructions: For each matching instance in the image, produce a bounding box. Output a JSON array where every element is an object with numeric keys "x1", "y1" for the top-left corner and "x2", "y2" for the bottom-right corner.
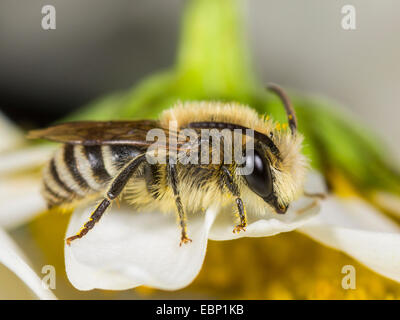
[
  {"x1": 0, "y1": 0, "x2": 399, "y2": 299},
  {"x1": 1, "y1": 0, "x2": 399, "y2": 154}
]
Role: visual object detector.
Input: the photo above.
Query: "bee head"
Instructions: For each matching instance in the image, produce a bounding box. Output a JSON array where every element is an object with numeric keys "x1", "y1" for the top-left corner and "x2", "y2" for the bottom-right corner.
[
  {"x1": 240, "y1": 134, "x2": 307, "y2": 214},
  {"x1": 240, "y1": 84, "x2": 307, "y2": 214}
]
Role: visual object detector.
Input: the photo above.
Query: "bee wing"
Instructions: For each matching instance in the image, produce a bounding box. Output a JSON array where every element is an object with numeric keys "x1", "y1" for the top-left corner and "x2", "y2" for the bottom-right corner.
[{"x1": 27, "y1": 120, "x2": 180, "y2": 148}]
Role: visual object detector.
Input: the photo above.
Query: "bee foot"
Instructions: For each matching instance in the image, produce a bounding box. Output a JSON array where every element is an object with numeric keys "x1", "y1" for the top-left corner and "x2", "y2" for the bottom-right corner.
[
  {"x1": 66, "y1": 235, "x2": 80, "y2": 246},
  {"x1": 180, "y1": 235, "x2": 192, "y2": 246},
  {"x1": 233, "y1": 224, "x2": 246, "y2": 234}
]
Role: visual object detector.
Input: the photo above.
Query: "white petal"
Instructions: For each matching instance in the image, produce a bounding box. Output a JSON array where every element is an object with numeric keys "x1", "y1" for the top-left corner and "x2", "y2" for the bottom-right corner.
[
  {"x1": 209, "y1": 197, "x2": 320, "y2": 240},
  {"x1": 300, "y1": 196, "x2": 400, "y2": 282},
  {"x1": 0, "y1": 144, "x2": 53, "y2": 228},
  {"x1": 0, "y1": 228, "x2": 56, "y2": 299},
  {"x1": 0, "y1": 176, "x2": 47, "y2": 229},
  {"x1": 65, "y1": 204, "x2": 218, "y2": 291},
  {"x1": 0, "y1": 111, "x2": 24, "y2": 153},
  {"x1": 0, "y1": 145, "x2": 55, "y2": 176},
  {"x1": 209, "y1": 170, "x2": 324, "y2": 240}
]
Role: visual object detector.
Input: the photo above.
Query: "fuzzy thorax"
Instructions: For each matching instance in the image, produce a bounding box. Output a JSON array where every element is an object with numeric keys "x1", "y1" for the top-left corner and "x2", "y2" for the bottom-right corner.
[{"x1": 160, "y1": 101, "x2": 308, "y2": 214}]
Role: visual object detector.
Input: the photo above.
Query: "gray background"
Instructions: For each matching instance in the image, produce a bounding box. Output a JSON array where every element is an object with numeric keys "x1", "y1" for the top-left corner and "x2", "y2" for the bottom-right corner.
[{"x1": 0, "y1": 0, "x2": 399, "y2": 155}]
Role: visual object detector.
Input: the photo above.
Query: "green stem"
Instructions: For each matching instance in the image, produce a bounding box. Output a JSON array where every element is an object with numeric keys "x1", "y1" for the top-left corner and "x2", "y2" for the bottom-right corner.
[{"x1": 175, "y1": 0, "x2": 257, "y2": 99}]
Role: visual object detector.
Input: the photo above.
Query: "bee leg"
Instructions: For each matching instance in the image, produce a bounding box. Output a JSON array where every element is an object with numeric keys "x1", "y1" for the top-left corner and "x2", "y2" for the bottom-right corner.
[
  {"x1": 167, "y1": 163, "x2": 192, "y2": 246},
  {"x1": 66, "y1": 154, "x2": 146, "y2": 245},
  {"x1": 221, "y1": 166, "x2": 247, "y2": 233},
  {"x1": 66, "y1": 199, "x2": 110, "y2": 245},
  {"x1": 233, "y1": 198, "x2": 247, "y2": 233}
]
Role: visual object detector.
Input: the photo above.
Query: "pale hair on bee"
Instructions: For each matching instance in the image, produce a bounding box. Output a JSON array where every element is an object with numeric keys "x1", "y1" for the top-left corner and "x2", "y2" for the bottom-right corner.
[{"x1": 28, "y1": 84, "x2": 310, "y2": 246}]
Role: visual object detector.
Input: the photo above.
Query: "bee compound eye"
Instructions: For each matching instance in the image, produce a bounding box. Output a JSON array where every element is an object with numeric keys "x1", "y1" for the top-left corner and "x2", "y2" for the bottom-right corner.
[{"x1": 243, "y1": 149, "x2": 273, "y2": 199}]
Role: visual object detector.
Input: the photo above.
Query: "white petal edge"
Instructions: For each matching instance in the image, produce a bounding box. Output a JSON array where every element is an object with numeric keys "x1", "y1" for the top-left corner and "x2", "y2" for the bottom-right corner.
[
  {"x1": 209, "y1": 170, "x2": 325, "y2": 240},
  {"x1": 65, "y1": 205, "x2": 218, "y2": 291},
  {"x1": 209, "y1": 197, "x2": 320, "y2": 240},
  {"x1": 0, "y1": 111, "x2": 24, "y2": 153},
  {"x1": 0, "y1": 144, "x2": 54, "y2": 228},
  {"x1": 0, "y1": 145, "x2": 55, "y2": 176},
  {"x1": 299, "y1": 196, "x2": 400, "y2": 282},
  {"x1": 0, "y1": 175, "x2": 47, "y2": 229},
  {"x1": 0, "y1": 228, "x2": 56, "y2": 299}
]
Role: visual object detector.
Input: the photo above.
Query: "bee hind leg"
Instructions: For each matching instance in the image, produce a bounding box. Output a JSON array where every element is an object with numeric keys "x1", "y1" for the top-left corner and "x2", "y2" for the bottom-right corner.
[
  {"x1": 66, "y1": 154, "x2": 146, "y2": 245},
  {"x1": 66, "y1": 199, "x2": 110, "y2": 245},
  {"x1": 221, "y1": 166, "x2": 247, "y2": 234}
]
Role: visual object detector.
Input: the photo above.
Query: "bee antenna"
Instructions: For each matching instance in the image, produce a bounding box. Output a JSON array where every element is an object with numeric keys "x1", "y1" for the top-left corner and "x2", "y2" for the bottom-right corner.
[{"x1": 266, "y1": 83, "x2": 297, "y2": 135}]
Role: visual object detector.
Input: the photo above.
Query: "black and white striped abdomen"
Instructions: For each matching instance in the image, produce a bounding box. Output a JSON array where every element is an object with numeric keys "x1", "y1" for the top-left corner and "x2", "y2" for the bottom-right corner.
[{"x1": 42, "y1": 144, "x2": 142, "y2": 207}]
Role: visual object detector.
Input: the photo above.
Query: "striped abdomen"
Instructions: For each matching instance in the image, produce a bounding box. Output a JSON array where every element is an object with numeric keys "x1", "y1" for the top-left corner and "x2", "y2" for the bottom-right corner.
[{"x1": 42, "y1": 144, "x2": 142, "y2": 207}]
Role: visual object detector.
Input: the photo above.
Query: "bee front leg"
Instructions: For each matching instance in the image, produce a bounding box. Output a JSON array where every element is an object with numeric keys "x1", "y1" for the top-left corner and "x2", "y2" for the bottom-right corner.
[
  {"x1": 221, "y1": 166, "x2": 247, "y2": 234},
  {"x1": 167, "y1": 163, "x2": 192, "y2": 246},
  {"x1": 233, "y1": 198, "x2": 247, "y2": 233},
  {"x1": 66, "y1": 154, "x2": 146, "y2": 245}
]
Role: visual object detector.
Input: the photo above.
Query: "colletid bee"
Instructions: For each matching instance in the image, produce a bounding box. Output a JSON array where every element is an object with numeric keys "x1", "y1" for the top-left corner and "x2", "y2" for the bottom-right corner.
[{"x1": 28, "y1": 84, "x2": 308, "y2": 246}]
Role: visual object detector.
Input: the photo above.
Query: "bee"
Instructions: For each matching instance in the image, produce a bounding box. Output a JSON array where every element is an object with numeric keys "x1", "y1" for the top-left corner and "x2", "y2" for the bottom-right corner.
[{"x1": 28, "y1": 84, "x2": 308, "y2": 246}]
